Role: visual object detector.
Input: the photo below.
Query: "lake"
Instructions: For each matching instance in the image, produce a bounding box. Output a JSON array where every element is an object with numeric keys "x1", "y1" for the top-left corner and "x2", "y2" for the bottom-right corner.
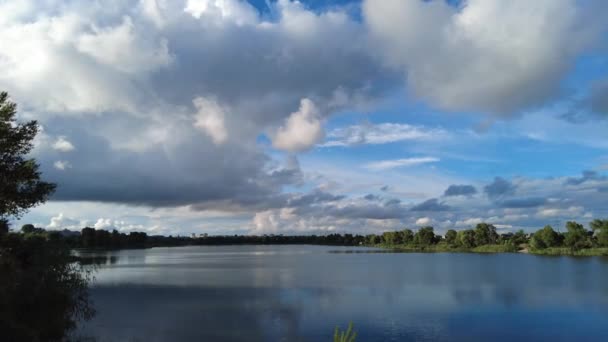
[{"x1": 76, "y1": 245, "x2": 608, "y2": 341}]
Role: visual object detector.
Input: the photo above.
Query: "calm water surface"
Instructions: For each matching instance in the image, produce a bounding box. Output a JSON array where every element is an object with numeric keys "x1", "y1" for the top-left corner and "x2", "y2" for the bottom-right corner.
[{"x1": 76, "y1": 245, "x2": 608, "y2": 341}]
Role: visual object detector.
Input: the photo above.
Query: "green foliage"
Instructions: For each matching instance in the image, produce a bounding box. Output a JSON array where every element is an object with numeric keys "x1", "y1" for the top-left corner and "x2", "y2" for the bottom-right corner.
[
  {"x1": 21, "y1": 223, "x2": 36, "y2": 234},
  {"x1": 532, "y1": 225, "x2": 561, "y2": 249},
  {"x1": 591, "y1": 219, "x2": 608, "y2": 247},
  {"x1": 474, "y1": 223, "x2": 498, "y2": 246},
  {"x1": 530, "y1": 247, "x2": 608, "y2": 256},
  {"x1": 381, "y1": 231, "x2": 400, "y2": 245},
  {"x1": 334, "y1": 322, "x2": 357, "y2": 342},
  {"x1": 369, "y1": 220, "x2": 608, "y2": 256},
  {"x1": 510, "y1": 229, "x2": 528, "y2": 245},
  {"x1": 366, "y1": 234, "x2": 381, "y2": 245},
  {"x1": 0, "y1": 92, "x2": 94, "y2": 341},
  {"x1": 0, "y1": 233, "x2": 95, "y2": 340},
  {"x1": 457, "y1": 229, "x2": 476, "y2": 248},
  {"x1": 529, "y1": 235, "x2": 546, "y2": 250},
  {"x1": 445, "y1": 229, "x2": 457, "y2": 245},
  {"x1": 563, "y1": 221, "x2": 590, "y2": 250},
  {"x1": 414, "y1": 226, "x2": 436, "y2": 246},
  {"x1": 400, "y1": 229, "x2": 414, "y2": 244},
  {"x1": 0, "y1": 92, "x2": 56, "y2": 222}
]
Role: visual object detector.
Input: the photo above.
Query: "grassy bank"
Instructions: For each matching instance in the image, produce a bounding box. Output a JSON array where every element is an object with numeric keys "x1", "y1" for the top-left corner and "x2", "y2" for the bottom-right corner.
[
  {"x1": 471, "y1": 244, "x2": 519, "y2": 253},
  {"x1": 374, "y1": 243, "x2": 608, "y2": 256},
  {"x1": 529, "y1": 247, "x2": 608, "y2": 256},
  {"x1": 375, "y1": 243, "x2": 518, "y2": 254}
]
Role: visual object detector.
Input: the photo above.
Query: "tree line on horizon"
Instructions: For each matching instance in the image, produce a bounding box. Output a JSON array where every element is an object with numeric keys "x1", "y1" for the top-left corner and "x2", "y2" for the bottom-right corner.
[
  {"x1": 370, "y1": 220, "x2": 608, "y2": 253},
  {"x1": 12, "y1": 219, "x2": 608, "y2": 253}
]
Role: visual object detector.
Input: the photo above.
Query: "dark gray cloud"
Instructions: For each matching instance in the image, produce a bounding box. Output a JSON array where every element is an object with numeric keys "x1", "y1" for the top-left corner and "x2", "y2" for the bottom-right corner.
[
  {"x1": 588, "y1": 81, "x2": 608, "y2": 116},
  {"x1": 37, "y1": 116, "x2": 295, "y2": 209},
  {"x1": 564, "y1": 170, "x2": 606, "y2": 186},
  {"x1": 384, "y1": 198, "x2": 401, "y2": 206},
  {"x1": 380, "y1": 185, "x2": 389, "y2": 192},
  {"x1": 484, "y1": 177, "x2": 516, "y2": 199},
  {"x1": 410, "y1": 199, "x2": 450, "y2": 212},
  {"x1": 560, "y1": 81, "x2": 608, "y2": 123},
  {"x1": 363, "y1": 194, "x2": 380, "y2": 201},
  {"x1": 444, "y1": 184, "x2": 477, "y2": 197},
  {"x1": 287, "y1": 190, "x2": 345, "y2": 208},
  {"x1": 498, "y1": 197, "x2": 547, "y2": 209}
]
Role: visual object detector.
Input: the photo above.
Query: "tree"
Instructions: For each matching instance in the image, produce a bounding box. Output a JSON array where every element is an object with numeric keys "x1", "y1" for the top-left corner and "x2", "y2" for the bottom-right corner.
[
  {"x1": 591, "y1": 219, "x2": 608, "y2": 247},
  {"x1": 382, "y1": 231, "x2": 399, "y2": 245},
  {"x1": 535, "y1": 225, "x2": 560, "y2": 248},
  {"x1": 0, "y1": 220, "x2": 8, "y2": 235},
  {"x1": 0, "y1": 92, "x2": 93, "y2": 340},
  {"x1": 0, "y1": 92, "x2": 56, "y2": 224},
  {"x1": 529, "y1": 235, "x2": 546, "y2": 249},
  {"x1": 445, "y1": 229, "x2": 457, "y2": 245},
  {"x1": 0, "y1": 235, "x2": 94, "y2": 340},
  {"x1": 366, "y1": 234, "x2": 381, "y2": 245},
  {"x1": 474, "y1": 223, "x2": 498, "y2": 246},
  {"x1": 81, "y1": 227, "x2": 96, "y2": 247},
  {"x1": 563, "y1": 221, "x2": 589, "y2": 250},
  {"x1": 400, "y1": 229, "x2": 414, "y2": 244},
  {"x1": 21, "y1": 223, "x2": 36, "y2": 234},
  {"x1": 510, "y1": 229, "x2": 528, "y2": 245},
  {"x1": 414, "y1": 226, "x2": 436, "y2": 246},
  {"x1": 457, "y1": 230, "x2": 476, "y2": 248}
]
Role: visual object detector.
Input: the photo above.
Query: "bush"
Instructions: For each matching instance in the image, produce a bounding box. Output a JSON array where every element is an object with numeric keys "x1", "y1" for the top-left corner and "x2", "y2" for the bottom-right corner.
[{"x1": 0, "y1": 233, "x2": 95, "y2": 341}]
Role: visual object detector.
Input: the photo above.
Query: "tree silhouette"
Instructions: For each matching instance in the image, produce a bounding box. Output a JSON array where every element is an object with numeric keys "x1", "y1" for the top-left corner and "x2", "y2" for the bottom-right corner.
[
  {"x1": 0, "y1": 91, "x2": 55, "y2": 231},
  {"x1": 0, "y1": 92, "x2": 94, "y2": 341}
]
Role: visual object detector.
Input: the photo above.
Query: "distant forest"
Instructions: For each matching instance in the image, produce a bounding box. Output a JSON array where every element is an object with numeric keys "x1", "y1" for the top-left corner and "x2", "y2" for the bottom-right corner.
[{"x1": 14, "y1": 219, "x2": 608, "y2": 255}]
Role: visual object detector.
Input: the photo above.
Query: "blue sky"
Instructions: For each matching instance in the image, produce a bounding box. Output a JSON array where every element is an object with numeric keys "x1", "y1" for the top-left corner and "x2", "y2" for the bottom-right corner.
[{"x1": 1, "y1": 0, "x2": 607, "y2": 235}]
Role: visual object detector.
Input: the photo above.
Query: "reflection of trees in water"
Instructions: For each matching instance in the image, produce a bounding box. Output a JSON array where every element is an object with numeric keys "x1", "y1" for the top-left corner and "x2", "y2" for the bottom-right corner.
[
  {"x1": 77, "y1": 254, "x2": 119, "y2": 266},
  {"x1": 78, "y1": 285, "x2": 306, "y2": 342}
]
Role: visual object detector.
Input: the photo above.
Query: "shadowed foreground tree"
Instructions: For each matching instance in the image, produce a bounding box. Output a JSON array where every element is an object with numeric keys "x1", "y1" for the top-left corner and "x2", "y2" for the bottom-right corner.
[
  {"x1": 0, "y1": 92, "x2": 55, "y2": 230},
  {"x1": 0, "y1": 92, "x2": 94, "y2": 341},
  {"x1": 0, "y1": 234, "x2": 95, "y2": 341}
]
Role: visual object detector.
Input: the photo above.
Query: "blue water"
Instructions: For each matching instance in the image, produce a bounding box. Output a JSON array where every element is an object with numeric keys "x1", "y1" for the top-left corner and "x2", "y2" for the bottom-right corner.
[{"x1": 76, "y1": 245, "x2": 608, "y2": 341}]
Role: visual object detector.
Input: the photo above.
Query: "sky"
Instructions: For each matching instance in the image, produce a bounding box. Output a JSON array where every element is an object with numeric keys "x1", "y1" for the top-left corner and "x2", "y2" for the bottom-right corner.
[{"x1": 2, "y1": 0, "x2": 608, "y2": 236}]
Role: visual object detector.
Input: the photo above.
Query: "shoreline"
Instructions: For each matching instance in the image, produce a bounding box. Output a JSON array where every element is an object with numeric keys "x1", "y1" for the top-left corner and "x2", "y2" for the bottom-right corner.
[{"x1": 371, "y1": 244, "x2": 608, "y2": 257}]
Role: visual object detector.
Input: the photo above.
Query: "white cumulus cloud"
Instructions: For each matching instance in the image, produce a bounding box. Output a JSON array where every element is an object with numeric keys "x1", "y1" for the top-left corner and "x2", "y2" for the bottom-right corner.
[
  {"x1": 363, "y1": 0, "x2": 606, "y2": 115},
  {"x1": 52, "y1": 136, "x2": 75, "y2": 152},
  {"x1": 193, "y1": 96, "x2": 229, "y2": 145},
  {"x1": 53, "y1": 160, "x2": 72, "y2": 170},
  {"x1": 272, "y1": 98, "x2": 324, "y2": 153}
]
